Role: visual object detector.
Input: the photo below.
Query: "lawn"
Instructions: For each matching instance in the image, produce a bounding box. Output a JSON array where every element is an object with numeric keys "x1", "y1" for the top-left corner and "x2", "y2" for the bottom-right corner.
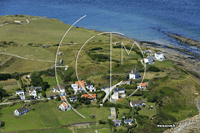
[
  {"x1": 128, "y1": 96, "x2": 143, "y2": 101},
  {"x1": 0, "y1": 79, "x2": 19, "y2": 92},
  {"x1": 1, "y1": 100, "x2": 110, "y2": 132},
  {"x1": 117, "y1": 109, "x2": 130, "y2": 119},
  {"x1": 138, "y1": 102, "x2": 156, "y2": 118},
  {"x1": 75, "y1": 126, "x2": 111, "y2": 133},
  {"x1": 20, "y1": 128, "x2": 72, "y2": 133},
  {"x1": 0, "y1": 15, "x2": 109, "y2": 45},
  {"x1": 0, "y1": 57, "x2": 53, "y2": 73}
]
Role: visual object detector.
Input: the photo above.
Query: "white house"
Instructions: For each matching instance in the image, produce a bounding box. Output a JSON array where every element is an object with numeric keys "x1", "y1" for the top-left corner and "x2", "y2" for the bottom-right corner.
[
  {"x1": 112, "y1": 88, "x2": 126, "y2": 99},
  {"x1": 112, "y1": 119, "x2": 122, "y2": 127},
  {"x1": 14, "y1": 106, "x2": 29, "y2": 116},
  {"x1": 72, "y1": 80, "x2": 86, "y2": 94},
  {"x1": 59, "y1": 102, "x2": 71, "y2": 111},
  {"x1": 16, "y1": 90, "x2": 24, "y2": 96},
  {"x1": 129, "y1": 69, "x2": 140, "y2": 79},
  {"x1": 14, "y1": 20, "x2": 21, "y2": 24},
  {"x1": 144, "y1": 56, "x2": 154, "y2": 64},
  {"x1": 69, "y1": 96, "x2": 77, "y2": 102},
  {"x1": 34, "y1": 86, "x2": 42, "y2": 91},
  {"x1": 124, "y1": 119, "x2": 133, "y2": 125},
  {"x1": 137, "y1": 83, "x2": 147, "y2": 90},
  {"x1": 29, "y1": 89, "x2": 37, "y2": 97},
  {"x1": 52, "y1": 85, "x2": 65, "y2": 93},
  {"x1": 85, "y1": 84, "x2": 96, "y2": 92},
  {"x1": 155, "y1": 52, "x2": 165, "y2": 60},
  {"x1": 71, "y1": 84, "x2": 79, "y2": 94},
  {"x1": 130, "y1": 100, "x2": 146, "y2": 107}
]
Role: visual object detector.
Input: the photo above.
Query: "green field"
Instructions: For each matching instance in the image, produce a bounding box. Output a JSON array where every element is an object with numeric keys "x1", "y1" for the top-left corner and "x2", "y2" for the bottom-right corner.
[
  {"x1": 0, "y1": 15, "x2": 109, "y2": 45},
  {"x1": 138, "y1": 102, "x2": 156, "y2": 118},
  {"x1": 76, "y1": 127, "x2": 111, "y2": 133},
  {"x1": 1, "y1": 100, "x2": 110, "y2": 132},
  {"x1": 20, "y1": 128, "x2": 72, "y2": 133}
]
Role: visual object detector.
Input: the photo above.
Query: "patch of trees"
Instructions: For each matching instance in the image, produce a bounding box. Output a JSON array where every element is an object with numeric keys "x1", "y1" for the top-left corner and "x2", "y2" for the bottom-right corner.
[
  {"x1": 89, "y1": 47, "x2": 103, "y2": 51},
  {"x1": 146, "y1": 65, "x2": 160, "y2": 72},
  {"x1": 30, "y1": 72, "x2": 50, "y2": 91},
  {"x1": 99, "y1": 120, "x2": 106, "y2": 124},
  {"x1": 103, "y1": 102, "x2": 130, "y2": 109},
  {"x1": 113, "y1": 45, "x2": 143, "y2": 58},
  {"x1": 0, "y1": 74, "x2": 12, "y2": 80},
  {"x1": 0, "y1": 84, "x2": 8, "y2": 100},
  {"x1": 63, "y1": 67, "x2": 76, "y2": 82},
  {"x1": 86, "y1": 51, "x2": 110, "y2": 62}
]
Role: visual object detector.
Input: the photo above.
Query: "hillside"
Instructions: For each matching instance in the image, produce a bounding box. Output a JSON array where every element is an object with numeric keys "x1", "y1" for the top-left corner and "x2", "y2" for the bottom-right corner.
[{"x1": 0, "y1": 15, "x2": 199, "y2": 133}]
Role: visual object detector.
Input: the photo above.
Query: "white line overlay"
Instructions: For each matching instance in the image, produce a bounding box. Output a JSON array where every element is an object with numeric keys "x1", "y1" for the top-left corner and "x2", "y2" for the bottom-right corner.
[{"x1": 55, "y1": 15, "x2": 86, "y2": 119}]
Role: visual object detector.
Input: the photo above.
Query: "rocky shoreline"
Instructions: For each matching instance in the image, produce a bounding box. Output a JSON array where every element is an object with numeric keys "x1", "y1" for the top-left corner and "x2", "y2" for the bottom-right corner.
[
  {"x1": 163, "y1": 112, "x2": 200, "y2": 133},
  {"x1": 165, "y1": 33, "x2": 200, "y2": 48},
  {"x1": 112, "y1": 33, "x2": 200, "y2": 80}
]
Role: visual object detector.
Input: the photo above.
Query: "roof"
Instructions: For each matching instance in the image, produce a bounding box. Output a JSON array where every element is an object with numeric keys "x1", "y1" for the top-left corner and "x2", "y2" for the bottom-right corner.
[
  {"x1": 130, "y1": 69, "x2": 138, "y2": 74},
  {"x1": 124, "y1": 119, "x2": 133, "y2": 123},
  {"x1": 61, "y1": 96, "x2": 66, "y2": 100},
  {"x1": 130, "y1": 100, "x2": 144, "y2": 105},
  {"x1": 76, "y1": 80, "x2": 85, "y2": 88},
  {"x1": 70, "y1": 96, "x2": 77, "y2": 98},
  {"x1": 62, "y1": 102, "x2": 67, "y2": 107},
  {"x1": 118, "y1": 88, "x2": 125, "y2": 91},
  {"x1": 140, "y1": 83, "x2": 146, "y2": 86},
  {"x1": 82, "y1": 94, "x2": 96, "y2": 99},
  {"x1": 16, "y1": 106, "x2": 29, "y2": 113},
  {"x1": 16, "y1": 90, "x2": 24, "y2": 93},
  {"x1": 53, "y1": 85, "x2": 65, "y2": 90}
]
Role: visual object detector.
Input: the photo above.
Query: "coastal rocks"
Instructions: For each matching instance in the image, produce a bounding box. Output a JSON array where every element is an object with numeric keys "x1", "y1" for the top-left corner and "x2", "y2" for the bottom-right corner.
[{"x1": 165, "y1": 33, "x2": 200, "y2": 48}]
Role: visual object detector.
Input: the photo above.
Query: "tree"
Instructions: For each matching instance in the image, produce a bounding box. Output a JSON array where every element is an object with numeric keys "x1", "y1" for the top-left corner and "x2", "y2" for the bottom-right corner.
[
  {"x1": 0, "y1": 119, "x2": 4, "y2": 127},
  {"x1": 41, "y1": 90, "x2": 46, "y2": 97},
  {"x1": 41, "y1": 82, "x2": 50, "y2": 91},
  {"x1": 56, "y1": 96, "x2": 61, "y2": 101},
  {"x1": 0, "y1": 85, "x2": 7, "y2": 100}
]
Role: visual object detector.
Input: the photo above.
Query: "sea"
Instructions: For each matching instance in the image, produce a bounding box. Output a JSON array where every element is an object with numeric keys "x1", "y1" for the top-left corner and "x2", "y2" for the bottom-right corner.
[{"x1": 0, "y1": 0, "x2": 200, "y2": 58}]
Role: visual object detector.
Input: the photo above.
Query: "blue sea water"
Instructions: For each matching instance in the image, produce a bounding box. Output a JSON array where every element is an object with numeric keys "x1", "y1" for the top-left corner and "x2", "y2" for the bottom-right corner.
[{"x1": 0, "y1": 0, "x2": 200, "y2": 57}]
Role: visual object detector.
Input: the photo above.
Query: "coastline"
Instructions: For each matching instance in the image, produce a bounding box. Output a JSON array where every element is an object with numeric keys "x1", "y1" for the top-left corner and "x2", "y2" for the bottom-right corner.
[{"x1": 112, "y1": 33, "x2": 200, "y2": 81}]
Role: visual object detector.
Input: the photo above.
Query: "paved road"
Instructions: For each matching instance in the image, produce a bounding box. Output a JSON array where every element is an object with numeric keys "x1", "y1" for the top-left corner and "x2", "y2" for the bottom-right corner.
[{"x1": 102, "y1": 81, "x2": 123, "y2": 103}]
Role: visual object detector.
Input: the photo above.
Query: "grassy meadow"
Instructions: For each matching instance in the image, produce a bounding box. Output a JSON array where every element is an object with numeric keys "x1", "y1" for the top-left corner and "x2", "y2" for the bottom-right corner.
[{"x1": 1, "y1": 100, "x2": 110, "y2": 132}]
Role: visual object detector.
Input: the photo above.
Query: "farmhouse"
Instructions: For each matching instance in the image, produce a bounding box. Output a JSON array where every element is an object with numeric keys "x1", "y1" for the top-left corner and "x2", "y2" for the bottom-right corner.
[
  {"x1": 129, "y1": 69, "x2": 140, "y2": 79},
  {"x1": 14, "y1": 106, "x2": 29, "y2": 116},
  {"x1": 121, "y1": 81, "x2": 132, "y2": 85},
  {"x1": 124, "y1": 119, "x2": 133, "y2": 125},
  {"x1": 59, "y1": 102, "x2": 71, "y2": 111},
  {"x1": 144, "y1": 56, "x2": 154, "y2": 64},
  {"x1": 16, "y1": 90, "x2": 24, "y2": 96},
  {"x1": 29, "y1": 87, "x2": 37, "y2": 97},
  {"x1": 69, "y1": 96, "x2": 77, "y2": 102},
  {"x1": 61, "y1": 96, "x2": 66, "y2": 101},
  {"x1": 52, "y1": 85, "x2": 65, "y2": 93},
  {"x1": 112, "y1": 88, "x2": 126, "y2": 99},
  {"x1": 81, "y1": 94, "x2": 96, "y2": 101},
  {"x1": 112, "y1": 119, "x2": 122, "y2": 127},
  {"x1": 85, "y1": 83, "x2": 96, "y2": 92},
  {"x1": 71, "y1": 80, "x2": 86, "y2": 94},
  {"x1": 71, "y1": 84, "x2": 79, "y2": 94},
  {"x1": 130, "y1": 100, "x2": 146, "y2": 107},
  {"x1": 137, "y1": 83, "x2": 147, "y2": 90},
  {"x1": 155, "y1": 52, "x2": 165, "y2": 60}
]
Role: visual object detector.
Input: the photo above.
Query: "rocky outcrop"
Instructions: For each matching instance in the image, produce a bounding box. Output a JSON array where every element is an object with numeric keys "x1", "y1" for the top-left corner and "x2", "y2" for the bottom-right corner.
[{"x1": 165, "y1": 33, "x2": 200, "y2": 48}]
